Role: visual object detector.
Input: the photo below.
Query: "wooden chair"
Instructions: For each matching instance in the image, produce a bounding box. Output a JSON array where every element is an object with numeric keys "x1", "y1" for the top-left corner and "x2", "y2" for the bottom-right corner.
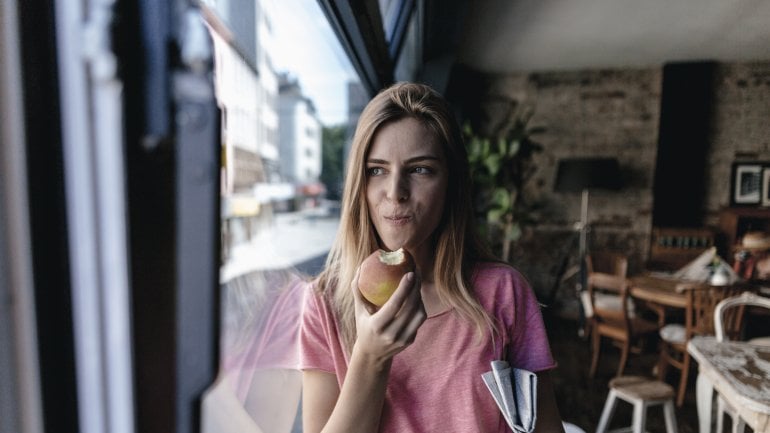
[
  {"x1": 656, "y1": 284, "x2": 746, "y2": 407},
  {"x1": 648, "y1": 227, "x2": 715, "y2": 272},
  {"x1": 712, "y1": 292, "x2": 770, "y2": 433},
  {"x1": 583, "y1": 253, "x2": 629, "y2": 340},
  {"x1": 588, "y1": 253, "x2": 659, "y2": 378}
]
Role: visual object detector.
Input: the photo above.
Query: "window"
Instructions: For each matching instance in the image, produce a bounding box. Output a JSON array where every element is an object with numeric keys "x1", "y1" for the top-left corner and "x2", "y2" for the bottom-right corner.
[{"x1": 203, "y1": 0, "x2": 358, "y2": 431}]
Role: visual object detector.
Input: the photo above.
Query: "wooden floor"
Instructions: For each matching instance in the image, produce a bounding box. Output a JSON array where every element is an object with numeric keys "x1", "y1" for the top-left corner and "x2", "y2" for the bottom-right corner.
[{"x1": 545, "y1": 310, "x2": 703, "y2": 433}]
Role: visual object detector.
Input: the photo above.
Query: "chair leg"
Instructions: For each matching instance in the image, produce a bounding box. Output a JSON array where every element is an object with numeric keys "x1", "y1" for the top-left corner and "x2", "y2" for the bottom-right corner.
[
  {"x1": 617, "y1": 340, "x2": 630, "y2": 377},
  {"x1": 717, "y1": 396, "x2": 727, "y2": 433},
  {"x1": 676, "y1": 353, "x2": 690, "y2": 407},
  {"x1": 663, "y1": 399, "x2": 679, "y2": 433},
  {"x1": 590, "y1": 330, "x2": 601, "y2": 378},
  {"x1": 584, "y1": 318, "x2": 593, "y2": 340},
  {"x1": 596, "y1": 390, "x2": 618, "y2": 433},
  {"x1": 632, "y1": 401, "x2": 646, "y2": 433},
  {"x1": 657, "y1": 345, "x2": 669, "y2": 381},
  {"x1": 734, "y1": 417, "x2": 746, "y2": 433}
]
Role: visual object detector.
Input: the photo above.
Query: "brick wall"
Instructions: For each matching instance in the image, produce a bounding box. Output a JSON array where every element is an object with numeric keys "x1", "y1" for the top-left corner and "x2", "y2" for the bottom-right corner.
[
  {"x1": 705, "y1": 62, "x2": 770, "y2": 223},
  {"x1": 475, "y1": 61, "x2": 770, "y2": 311}
]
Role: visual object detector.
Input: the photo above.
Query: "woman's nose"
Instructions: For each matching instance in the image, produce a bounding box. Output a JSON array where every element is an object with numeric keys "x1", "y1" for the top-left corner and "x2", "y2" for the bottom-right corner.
[{"x1": 387, "y1": 173, "x2": 409, "y2": 202}]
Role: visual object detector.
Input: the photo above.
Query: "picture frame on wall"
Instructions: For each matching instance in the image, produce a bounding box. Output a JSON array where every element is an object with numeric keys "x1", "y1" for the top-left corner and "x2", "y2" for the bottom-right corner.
[
  {"x1": 731, "y1": 162, "x2": 762, "y2": 205},
  {"x1": 763, "y1": 168, "x2": 770, "y2": 207}
]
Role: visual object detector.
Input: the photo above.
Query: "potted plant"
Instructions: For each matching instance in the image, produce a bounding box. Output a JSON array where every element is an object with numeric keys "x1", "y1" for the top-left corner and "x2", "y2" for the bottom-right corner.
[{"x1": 464, "y1": 98, "x2": 544, "y2": 262}]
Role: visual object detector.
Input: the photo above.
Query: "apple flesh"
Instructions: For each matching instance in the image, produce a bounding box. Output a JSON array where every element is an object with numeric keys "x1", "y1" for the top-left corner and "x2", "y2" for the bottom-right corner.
[{"x1": 359, "y1": 248, "x2": 415, "y2": 306}]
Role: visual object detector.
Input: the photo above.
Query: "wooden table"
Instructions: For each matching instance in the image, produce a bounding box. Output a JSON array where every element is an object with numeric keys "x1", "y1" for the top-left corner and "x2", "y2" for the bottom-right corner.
[
  {"x1": 629, "y1": 275, "x2": 759, "y2": 317},
  {"x1": 687, "y1": 336, "x2": 770, "y2": 433},
  {"x1": 628, "y1": 274, "x2": 699, "y2": 309}
]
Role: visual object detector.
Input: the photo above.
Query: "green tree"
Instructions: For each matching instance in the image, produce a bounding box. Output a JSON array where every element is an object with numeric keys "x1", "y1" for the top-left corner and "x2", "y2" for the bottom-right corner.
[{"x1": 321, "y1": 125, "x2": 346, "y2": 200}]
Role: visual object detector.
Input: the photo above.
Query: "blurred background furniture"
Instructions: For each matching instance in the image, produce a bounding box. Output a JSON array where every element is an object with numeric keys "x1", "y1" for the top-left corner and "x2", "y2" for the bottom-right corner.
[
  {"x1": 554, "y1": 158, "x2": 622, "y2": 270},
  {"x1": 596, "y1": 375, "x2": 678, "y2": 433},
  {"x1": 656, "y1": 284, "x2": 746, "y2": 407},
  {"x1": 718, "y1": 208, "x2": 770, "y2": 262},
  {"x1": 712, "y1": 292, "x2": 770, "y2": 433},
  {"x1": 688, "y1": 336, "x2": 770, "y2": 433},
  {"x1": 648, "y1": 227, "x2": 715, "y2": 272},
  {"x1": 582, "y1": 252, "x2": 629, "y2": 340},
  {"x1": 587, "y1": 253, "x2": 659, "y2": 378},
  {"x1": 628, "y1": 275, "x2": 689, "y2": 328},
  {"x1": 554, "y1": 158, "x2": 622, "y2": 335}
]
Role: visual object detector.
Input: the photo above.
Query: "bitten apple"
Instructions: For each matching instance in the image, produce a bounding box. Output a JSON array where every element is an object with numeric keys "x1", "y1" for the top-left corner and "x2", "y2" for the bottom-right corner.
[{"x1": 358, "y1": 247, "x2": 415, "y2": 307}]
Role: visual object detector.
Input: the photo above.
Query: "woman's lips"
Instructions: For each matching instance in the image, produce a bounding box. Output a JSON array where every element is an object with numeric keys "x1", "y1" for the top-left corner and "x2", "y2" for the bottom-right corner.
[{"x1": 385, "y1": 215, "x2": 411, "y2": 226}]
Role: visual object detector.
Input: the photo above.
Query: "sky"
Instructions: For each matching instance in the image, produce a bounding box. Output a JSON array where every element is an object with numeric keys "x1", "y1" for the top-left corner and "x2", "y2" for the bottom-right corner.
[{"x1": 264, "y1": 0, "x2": 360, "y2": 126}]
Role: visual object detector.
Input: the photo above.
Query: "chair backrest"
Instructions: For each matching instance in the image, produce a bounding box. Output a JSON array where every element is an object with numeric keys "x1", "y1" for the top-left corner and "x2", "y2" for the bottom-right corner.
[
  {"x1": 587, "y1": 253, "x2": 630, "y2": 323},
  {"x1": 684, "y1": 285, "x2": 746, "y2": 339},
  {"x1": 648, "y1": 227, "x2": 715, "y2": 271},
  {"x1": 714, "y1": 292, "x2": 770, "y2": 341},
  {"x1": 586, "y1": 252, "x2": 628, "y2": 278}
]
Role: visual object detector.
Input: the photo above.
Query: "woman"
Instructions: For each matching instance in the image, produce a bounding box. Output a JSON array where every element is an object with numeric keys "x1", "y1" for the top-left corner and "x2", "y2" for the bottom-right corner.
[{"x1": 300, "y1": 82, "x2": 564, "y2": 432}]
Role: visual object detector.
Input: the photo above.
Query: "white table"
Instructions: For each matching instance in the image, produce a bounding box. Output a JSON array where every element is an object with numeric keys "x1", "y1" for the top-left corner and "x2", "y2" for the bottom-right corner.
[{"x1": 687, "y1": 336, "x2": 770, "y2": 433}]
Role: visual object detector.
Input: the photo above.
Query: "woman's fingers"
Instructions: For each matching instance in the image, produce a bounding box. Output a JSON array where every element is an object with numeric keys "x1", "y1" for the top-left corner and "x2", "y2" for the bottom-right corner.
[
  {"x1": 354, "y1": 269, "x2": 425, "y2": 358},
  {"x1": 374, "y1": 271, "x2": 425, "y2": 339},
  {"x1": 397, "y1": 306, "x2": 427, "y2": 345},
  {"x1": 376, "y1": 271, "x2": 417, "y2": 318}
]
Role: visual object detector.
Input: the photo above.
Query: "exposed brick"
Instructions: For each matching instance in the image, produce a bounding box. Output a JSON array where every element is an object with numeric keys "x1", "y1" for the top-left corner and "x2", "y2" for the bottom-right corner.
[{"x1": 479, "y1": 61, "x2": 770, "y2": 309}]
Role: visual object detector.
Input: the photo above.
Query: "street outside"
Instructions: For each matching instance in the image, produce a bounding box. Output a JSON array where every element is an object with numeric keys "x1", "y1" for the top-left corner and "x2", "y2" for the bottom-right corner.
[{"x1": 221, "y1": 205, "x2": 341, "y2": 282}]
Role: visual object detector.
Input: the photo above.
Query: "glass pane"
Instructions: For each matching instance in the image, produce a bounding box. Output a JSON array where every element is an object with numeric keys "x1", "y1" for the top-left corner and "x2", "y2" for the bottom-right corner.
[{"x1": 201, "y1": 0, "x2": 358, "y2": 432}]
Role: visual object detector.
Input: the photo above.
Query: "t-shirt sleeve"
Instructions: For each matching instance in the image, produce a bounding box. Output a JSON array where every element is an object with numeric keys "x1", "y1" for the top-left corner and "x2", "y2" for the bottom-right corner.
[
  {"x1": 507, "y1": 272, "x2": 557, "y2": 373},
  {"x1": 299, "y1": 284, "x2": 336, "y2": 373}
]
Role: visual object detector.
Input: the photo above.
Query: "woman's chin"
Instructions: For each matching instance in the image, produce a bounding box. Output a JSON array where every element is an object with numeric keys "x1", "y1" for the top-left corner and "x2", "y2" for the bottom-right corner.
[{"x1": 379, "y1": 239, "x2": 411, "y2": 252}]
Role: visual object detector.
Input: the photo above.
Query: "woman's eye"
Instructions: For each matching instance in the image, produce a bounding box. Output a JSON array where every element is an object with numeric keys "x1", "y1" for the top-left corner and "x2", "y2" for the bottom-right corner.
[
  {"x1": 411, "y1": 166, "x2": 432, "y2": 174},
  {"x1": 367, "y1": 167, "x2": 384, "y2": 176}
]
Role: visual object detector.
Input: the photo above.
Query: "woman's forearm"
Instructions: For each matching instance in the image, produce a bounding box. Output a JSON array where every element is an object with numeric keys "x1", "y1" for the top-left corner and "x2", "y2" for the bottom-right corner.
[
  {"x1": 533, "y1": 372, "x2": 565, "y2": 433},
  {"x1": 319, "y1": 347, "x2": 392, "y2": 433}
]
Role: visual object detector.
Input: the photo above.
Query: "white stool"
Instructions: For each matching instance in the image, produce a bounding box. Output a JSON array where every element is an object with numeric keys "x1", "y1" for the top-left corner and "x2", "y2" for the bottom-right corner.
[{"x1": 596, "y1": 376, "x2": 678, "y2": 433}]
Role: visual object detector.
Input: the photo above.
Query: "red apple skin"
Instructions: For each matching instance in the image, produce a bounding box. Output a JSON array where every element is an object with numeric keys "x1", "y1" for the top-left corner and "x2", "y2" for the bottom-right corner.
[{"x1": 358, "y1": 248, "x2": 415, "y2": 306}]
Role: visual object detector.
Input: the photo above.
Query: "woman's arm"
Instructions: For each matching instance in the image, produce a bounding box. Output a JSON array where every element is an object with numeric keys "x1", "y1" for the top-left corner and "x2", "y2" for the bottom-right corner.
[
  {"x1": 302, "y1": 271, "x2": 426, "y2": 433},
  {"x1": 533, "y1": 372, "x2": 565, "y2": 433}
]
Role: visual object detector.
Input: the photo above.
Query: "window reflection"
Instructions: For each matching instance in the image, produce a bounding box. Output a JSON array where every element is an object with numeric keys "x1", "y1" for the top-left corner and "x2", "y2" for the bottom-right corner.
[
  {"x1": 200, "y1": 0, "x2": 357, "y2": 431},
  {"x1": 204, "y1": 270, "x2": 305, "y2": 433}
]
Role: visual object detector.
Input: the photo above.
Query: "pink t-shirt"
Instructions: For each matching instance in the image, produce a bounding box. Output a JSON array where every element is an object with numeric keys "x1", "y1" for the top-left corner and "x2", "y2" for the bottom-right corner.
[{"x1": 300, "y1": 262, "x2": 556, "y2": 432}]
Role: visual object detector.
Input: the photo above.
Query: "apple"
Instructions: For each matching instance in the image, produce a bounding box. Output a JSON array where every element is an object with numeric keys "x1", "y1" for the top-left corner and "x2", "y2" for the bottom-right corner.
[{"x1": 358, "y1": 247, "x2": 415, "y2": 306}]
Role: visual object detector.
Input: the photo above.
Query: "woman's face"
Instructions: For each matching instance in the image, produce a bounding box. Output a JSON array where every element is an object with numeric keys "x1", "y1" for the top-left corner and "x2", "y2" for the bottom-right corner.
[{"x1": 365, "y1": 117, "x2": 448, "y2": 257}]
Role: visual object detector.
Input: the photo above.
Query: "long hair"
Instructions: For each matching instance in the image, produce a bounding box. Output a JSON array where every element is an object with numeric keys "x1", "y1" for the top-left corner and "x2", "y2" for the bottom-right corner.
[{"x1": 316, "y1": 82, "x2": 499, "y2": 352}]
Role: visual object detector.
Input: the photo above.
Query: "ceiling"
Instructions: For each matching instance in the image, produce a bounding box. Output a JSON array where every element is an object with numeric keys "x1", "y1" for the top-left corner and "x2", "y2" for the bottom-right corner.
[{"x1": 456, "y1": 0, "x2": 770, "y2": 73}]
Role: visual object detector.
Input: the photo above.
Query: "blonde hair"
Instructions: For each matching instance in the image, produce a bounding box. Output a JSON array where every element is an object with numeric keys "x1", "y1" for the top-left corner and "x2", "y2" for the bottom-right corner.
[{"x1": 316, "y1": 82, "x2": 498, "y2": 352}]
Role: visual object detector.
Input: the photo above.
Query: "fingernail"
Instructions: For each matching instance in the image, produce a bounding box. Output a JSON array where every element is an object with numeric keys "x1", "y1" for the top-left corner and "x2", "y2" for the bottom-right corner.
[{"x1": 406, "y1": 272, "x2": 414, "y2": 283}]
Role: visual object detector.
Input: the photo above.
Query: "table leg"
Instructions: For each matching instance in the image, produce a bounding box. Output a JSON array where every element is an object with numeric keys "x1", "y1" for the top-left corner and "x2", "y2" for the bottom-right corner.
[{"x1": 696, "y1": 371, "x2": 714, "y2": 433}]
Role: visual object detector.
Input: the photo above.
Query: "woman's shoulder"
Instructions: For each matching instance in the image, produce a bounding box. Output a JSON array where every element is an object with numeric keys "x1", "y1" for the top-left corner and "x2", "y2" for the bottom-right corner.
[
  {"x1": 471, "y1": 261, "x2": 534, "y2": 303},
  {"x1": 472, "y1": 261, "x2": 526, "y2": 284}
]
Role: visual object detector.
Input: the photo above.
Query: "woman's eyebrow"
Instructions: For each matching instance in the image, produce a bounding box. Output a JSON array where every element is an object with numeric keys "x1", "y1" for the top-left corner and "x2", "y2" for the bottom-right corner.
[
  {"x1": 366, "y1": 158, "x2": 389, "y2": 165},
  {"x1": 405, "y1": 155, "x2": 440, "y2": 163},
  {"x1": 366, "y1": 155, "x2": 440, "y2": 164}
]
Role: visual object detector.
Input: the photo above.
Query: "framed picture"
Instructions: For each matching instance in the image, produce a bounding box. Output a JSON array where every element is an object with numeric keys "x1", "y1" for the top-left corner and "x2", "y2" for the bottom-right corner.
[
  {"x1": 763, "y1": 168, "x2": 770, "y2": 207},
  {"x1": 731, "y1": 163, "x2": 762, "y2": 205}
]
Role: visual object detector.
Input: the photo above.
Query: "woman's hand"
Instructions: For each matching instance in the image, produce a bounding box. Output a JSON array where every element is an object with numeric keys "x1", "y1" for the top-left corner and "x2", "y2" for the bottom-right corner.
[{"x1": 351, "y1": 268, "x2": 427, "y2": 364}]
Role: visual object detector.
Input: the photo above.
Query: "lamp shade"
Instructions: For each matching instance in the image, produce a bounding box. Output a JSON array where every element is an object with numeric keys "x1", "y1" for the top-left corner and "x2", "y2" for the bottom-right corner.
[{"x1": 554, "y1": 157, "x2": 621, "y2": 193}]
